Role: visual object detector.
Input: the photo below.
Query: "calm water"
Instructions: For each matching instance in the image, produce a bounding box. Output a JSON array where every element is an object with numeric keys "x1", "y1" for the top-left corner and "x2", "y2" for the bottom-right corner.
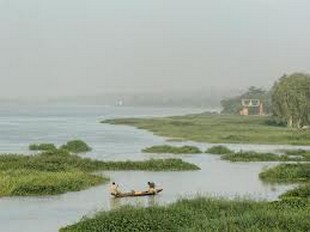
[{"x1": 0, "y1": 104, "x2": 307, "y2": 232}]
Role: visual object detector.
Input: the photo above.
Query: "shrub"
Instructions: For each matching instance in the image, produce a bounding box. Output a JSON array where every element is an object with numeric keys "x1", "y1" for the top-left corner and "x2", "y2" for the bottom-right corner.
[
  {"x1": 29, "y1": 143, "x2": 56, "y2": 151},
  {"x1": 60, "y1": 140, "x2": 92, "y2": 153},
  {"x1": 143, "y1": 145, "x2": 202, "y2": 154},
  {"x1": 205, "y1": 145, "x2": 233, "y2": 154}
]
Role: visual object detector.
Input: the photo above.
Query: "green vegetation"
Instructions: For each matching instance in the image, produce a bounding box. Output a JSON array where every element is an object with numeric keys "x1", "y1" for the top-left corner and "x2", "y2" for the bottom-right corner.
[
  {"x1": 143, "y1": 145, "x2": 202, "y2": 154},
  {"x1": 60, "y1": 140, "x2": 92, "y2": 153},
  {"x1": 272, "y1": 73, "x2": 310, "y2": 128},
  {"x1": 29, "y1": 140, "x2": 92, "y2": 153},
  {"x1": 221, "y1": 150, "x2": 310, "y2": 162},
  {"x1": 60, "y1": 197, "x2": 310, "y2": 232},
  {"x1": 205, "y1": 145, "x2": 234, "y2": 154},
  {"x1": 259, "y1": 163, "x2": 310, "y2": 183},
  {"x1": 221, "y1": 86, "x2": 272, "y2": 115},
  {"x1": 0, "y1": 169, "x2": 105, "y2": 197},
  {"x1": 280, "y1": 184, "x2": 310, "y2": 200},
  {"x1": 205, "y1": 146, "x2": 310, "y2": 162},
  {"x1": 260, "y1": 163, "x2": 310, "y2": 200},
  {"x1": 102, "y1": 114, "x2": 310, "y2": 145},
  {"x1": 282, "y1": 149, "x2": 310, "y2": 158},
  {"x1": 0, "y1": 149, "x2": 198, "y2": 197},
  {"x1": 222, "y1": 151, "x2": 282, "y2": 162},
  {"x1": 29, "y1": 143, "x2": 56, "y2": 151},
  {"x1": 0, "y1": 151, "x2": 199, "y2": 173}
]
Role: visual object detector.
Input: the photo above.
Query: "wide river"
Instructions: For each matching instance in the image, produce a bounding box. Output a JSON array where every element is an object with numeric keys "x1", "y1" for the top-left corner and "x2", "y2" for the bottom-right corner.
[{"x1": 0, "y1": 104, "x2": 308, "y2": 232}]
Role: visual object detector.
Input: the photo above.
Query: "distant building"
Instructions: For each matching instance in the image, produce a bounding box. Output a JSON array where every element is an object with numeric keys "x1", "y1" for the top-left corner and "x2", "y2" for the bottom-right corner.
[{"x1": 240, "y1": 99, "x2": 264, "y2": 116}]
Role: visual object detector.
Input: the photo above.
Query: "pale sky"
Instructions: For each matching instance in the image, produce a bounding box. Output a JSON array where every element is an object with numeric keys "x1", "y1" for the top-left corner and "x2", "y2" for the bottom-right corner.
[{"x1": 1, "y1": 0, "x2": 310, "y2": 97}]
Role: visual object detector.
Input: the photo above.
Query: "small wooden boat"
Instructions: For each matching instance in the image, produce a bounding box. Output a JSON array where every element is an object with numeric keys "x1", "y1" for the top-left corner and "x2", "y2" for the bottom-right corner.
[{"x1": 111, "y1": 189, "x2": 163, "y2": 198}]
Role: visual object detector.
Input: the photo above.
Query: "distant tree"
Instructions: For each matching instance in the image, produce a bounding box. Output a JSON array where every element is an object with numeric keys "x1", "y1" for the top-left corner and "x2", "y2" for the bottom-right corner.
[
  {"x1": 272, "y1": 73, "x2": 310, "y2": 128},
  {"x1": 221, "y1": 86, "x2": 271, "y2": 114}
]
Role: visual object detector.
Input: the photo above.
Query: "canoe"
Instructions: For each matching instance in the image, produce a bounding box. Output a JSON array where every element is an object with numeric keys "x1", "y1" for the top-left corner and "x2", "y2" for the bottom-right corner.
[{"x1": 111, "y1": 188, "x2": 163, "y2": 198}]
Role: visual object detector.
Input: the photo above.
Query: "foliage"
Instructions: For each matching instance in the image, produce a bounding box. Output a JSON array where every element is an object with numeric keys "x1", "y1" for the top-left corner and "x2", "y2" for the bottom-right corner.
[
  {"x1": 280, "y1": 184, "x2": 310, "y2": 200},
  {"x1": 205, "y1": 145, "x2": 234, "y2": 154},
  {"x1": 0, "y1": 151, "x2": 200, "y2": 173},
  {"x1": 143, "y1": 145, "x2": 202, "y2": 154},
  {"x1": 222, "y1": 151, "x2": 281, "y2": 162},
  {"x1": 221, "y1": 150, "x2": 310, "y2": 162},
  {"x1": 259, "y1": 163, "x2": 310, "y2": 183},
  {"x1": 0, "y1": 169, "x2": 106, "y2": 197},
  {"x1": 103, "y1": 114, "x2": 310, "y2": 145},
  {"x1": 29, "y1": 143, "x2": 56, "y2": 151},
  {"x1": 60, "y1": 140, "x2": 92, "y2": 153},
  {"x1": 220, "y1": 86, "x2": 272, "y2": 115},
  {"x1": 0, "y1": 149, "x2": 199, "y2": 196},
  {"x1": 60, "y1": 197, "x2": 310, "y2": 232},
  {"x1": 272, "y1": 73, "x2": 310, "y2": 128}
]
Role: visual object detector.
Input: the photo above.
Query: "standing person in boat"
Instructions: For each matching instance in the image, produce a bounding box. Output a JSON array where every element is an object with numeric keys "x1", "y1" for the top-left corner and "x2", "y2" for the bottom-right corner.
[
  {"x1": 147, "y1": 181, "x2": 156, "y2": 194},
  {"x1": 110, "y1": 182, "x2": 121, "y2": 196}
]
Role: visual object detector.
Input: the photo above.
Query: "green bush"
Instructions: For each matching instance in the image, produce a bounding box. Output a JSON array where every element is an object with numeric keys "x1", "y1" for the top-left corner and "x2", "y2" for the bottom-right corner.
[
  {"x1": 29, "y1": 143, "x2": 56, "y2": 151},
  {"x1": 205, "y1": 145, "x2": 233, "y2": 154},
  {"x1": 143, "y1": 145, "x2": 202, "y2": 154},
  {"x1": 60, "y1": 140, "x2": 92, "y2": 153}
]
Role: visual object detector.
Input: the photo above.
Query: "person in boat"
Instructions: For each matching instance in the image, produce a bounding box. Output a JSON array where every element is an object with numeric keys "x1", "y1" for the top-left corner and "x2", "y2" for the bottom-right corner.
[
  {"x1": 110, "y1": 182, "x2": 121, "y2": 196},
  {"x1": 147, "y1": 181, "x2": 156, "y2": 194}
]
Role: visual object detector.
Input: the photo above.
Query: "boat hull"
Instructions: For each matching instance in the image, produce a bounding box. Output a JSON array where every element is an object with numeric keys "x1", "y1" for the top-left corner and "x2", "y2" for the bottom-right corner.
[{"x1": 111, "y1": 188, "x2": 163, "y2": 198}]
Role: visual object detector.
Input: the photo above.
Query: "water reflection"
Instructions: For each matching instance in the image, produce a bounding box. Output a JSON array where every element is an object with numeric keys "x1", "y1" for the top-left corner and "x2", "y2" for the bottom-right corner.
[
  {"x1": 109, "y1": 195, "x2": 159, "y2": 210},
  {"x1": 109, "y1": 197, "x2": 122, "y2": 210}
]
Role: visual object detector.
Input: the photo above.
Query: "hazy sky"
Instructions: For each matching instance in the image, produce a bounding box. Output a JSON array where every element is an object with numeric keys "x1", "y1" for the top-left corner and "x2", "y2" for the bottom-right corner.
[{"x1": 1, "y1": 0, "x2": 310, "y2": 97}]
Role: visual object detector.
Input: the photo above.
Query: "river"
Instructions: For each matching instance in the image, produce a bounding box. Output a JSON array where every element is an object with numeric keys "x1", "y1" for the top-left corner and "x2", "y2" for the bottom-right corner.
[{"x1": 0, "y1": 104, "x2": 307, "y2": 232}]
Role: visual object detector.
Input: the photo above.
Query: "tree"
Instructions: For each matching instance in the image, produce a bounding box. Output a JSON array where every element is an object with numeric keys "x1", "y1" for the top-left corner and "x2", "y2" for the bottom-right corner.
[
  {"x1": 221, "y1": 86, "x2": 272, "y2": 114},
  {"x1": 272, "y1": 73, "x2": 310, "y2": 128}
]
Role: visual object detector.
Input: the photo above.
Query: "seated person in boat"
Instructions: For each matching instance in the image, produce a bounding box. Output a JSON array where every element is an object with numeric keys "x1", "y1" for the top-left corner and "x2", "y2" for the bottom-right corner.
[
  {"x1": 110, "y1": 182, "x2": 121, "y2": 196},
  {"x1": 147, "y1": 181, "x2": 156, "y2": 194}
]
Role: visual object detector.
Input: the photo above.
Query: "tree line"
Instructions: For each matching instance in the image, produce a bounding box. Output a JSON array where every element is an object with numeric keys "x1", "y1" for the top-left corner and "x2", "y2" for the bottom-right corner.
[{"x1": 221, "y1": 73, "x2": 310, "y2": 128}]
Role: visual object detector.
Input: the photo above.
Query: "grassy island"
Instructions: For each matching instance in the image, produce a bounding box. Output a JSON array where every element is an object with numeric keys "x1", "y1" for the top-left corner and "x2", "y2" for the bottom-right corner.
[
  {"x1": 143, "y1": 145, "x2": 202, "y2": 154},
  {"x1": 259, "y1": 163, "x2": 310, "y2": 200},
  {"x1": 259, "y1": 163, "x2": 310, "y2": 183},
  {"x1": 102, "y1": 114, "x2": 310, "y2": 145},
  {"x1": 204, "y1": 145, "x2": 310, "y2": 162},
  {"x1": 0, "y1": 149, "x2": 199, "y2": 197}
]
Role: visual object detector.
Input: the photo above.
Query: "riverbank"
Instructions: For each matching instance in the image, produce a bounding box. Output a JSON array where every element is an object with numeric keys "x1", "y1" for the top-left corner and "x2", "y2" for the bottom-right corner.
[
  {"x1": 60, "y1": 196, "x2": 310, "y2": 232},
  {"x1": 103, "y1": 113, "x2": 310, "y2": 145}
]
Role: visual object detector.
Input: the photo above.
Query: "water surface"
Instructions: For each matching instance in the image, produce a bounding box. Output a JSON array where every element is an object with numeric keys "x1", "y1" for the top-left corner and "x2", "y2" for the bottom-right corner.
[{"x1": 0, "y1": 105, "x2": 306, "y2": 232}]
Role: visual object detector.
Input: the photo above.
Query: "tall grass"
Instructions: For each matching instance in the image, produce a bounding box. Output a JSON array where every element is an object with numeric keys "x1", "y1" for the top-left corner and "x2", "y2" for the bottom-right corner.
[
  {"x1": 29, "y1": 143, "x2": 56, "y2": 151},
  {"x1": 204, "y1": 146, "x2": 309, "y2": 162},
  {"x1": 0, "y1": 152, "x2": 200, "y2": 172},
  {"x1": 102, "y1": 114, "x2": 310, "y2": 145},
  {"x1": 0, "y1": 149, "x2": 199, "y2": 196},
  {"x1": 60, "y1": 197, "x2": 310, "y2": 232},
  {"x1": 280, "y1": 184, "x2": 310, "y2": 200},
  {"x1": 259, "y1": 163, "x2": 310, "y2": 183},
  {"x1": 0, "y1": 169, "x2": 106, "y2": 196},
  {"x1": 205, "y1": 145, "x2": 234, "y2": 154},
  {"x1": 143, "y1": 145, "x2": 202, "y2": 154}
]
